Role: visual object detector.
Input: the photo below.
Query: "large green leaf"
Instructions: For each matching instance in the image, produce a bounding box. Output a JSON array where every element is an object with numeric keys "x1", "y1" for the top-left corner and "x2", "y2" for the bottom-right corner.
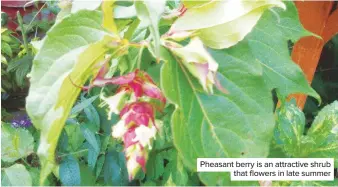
[
  {"x1": 274, "y1": 101, "x2": 306, "y2": 157},
  {"x1": 163, "y1": 150, "x2": 189, "y2": 186},
  {"x1": 274, "y1": 101, "x2": 338, "y2": 165},
  {"x1": 146, "y1": 151, "x2": 165, "y2": 181},
  {"x1": 1, "y1": 164, "x2": 32, "y2": 186},
  {"x1": 103, "y1": 150, "x2": 129, "y2": 185},
  {"x1": 25, "y1": 10, "x2": 113, "y2": 184},
  {"x1": 161, "y1": 40, "x2": 274, "y2": 185},
  {"x1": 102, "y1": 0, "x2": 118, "y2": 33},
  {"x1": 246, "y1": 2, "x2": 320, "y2": 101},
  {"x1": 59, "y1": 155, "x2": 81, "y2": 186},
  {"x1": 1, "y1": 124, "x2": 34, "y2": 163},
  {"x1": 305, "y1": 101, "x2": 338, "y2": 165}
]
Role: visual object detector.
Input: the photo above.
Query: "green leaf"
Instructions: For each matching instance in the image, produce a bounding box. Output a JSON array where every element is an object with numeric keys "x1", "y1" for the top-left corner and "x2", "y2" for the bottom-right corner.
[
  {"x1": 65, "y1": 124, "x2": 85, "y2": 152},
  {"x1": 161, "y1": 40, "x2": 273, "y2": 185},
  {"x1": 25, "y1": 10, "x2": 114, "y2": 184},
  {"x1": 135, "y1": 0, "x2": 166, "y2": 58},
  {"x1": 70, "y1": 95, "x2": 99, "y2": 116},
  {"x1": 306, "y1": 101, "x2": 338, "y2": 165},
  {"x1": 83, "y1": 103, "x2": 100, "y2": 130},
  {"x1": 102, "y1": 0, "x2": 118, "y2": 33},
  {"x1": 59, "y1": 155, "x2": 81, "y2": 186},
  {"x1": 1, "y1": 42, "x2": 12, "y2": 57},
  {"x1": 81, "y1": 94, "x2": 100, "y2": 131},
  {"x1": 1, "y1": 124, "x2": 34, "y2": 162},
  {"x1": 268, "y1": 139, "x2": 287, "y2": 158},
  {"x1": 163, "y1": 150, "x2": 188, "y2": 186},
  {"x1": 95, "y1": 155, "x2": 105, "y2": 178},
  {"x1": 274, "y1": 101, "x2": 338, "y2": 165},
  {"x1": 87, "y1": 143, "x2": 100, "y2": 171},
  {"x1": 81, "y1": 125, "x2": 100, "y2": 170},
  {"x1": 103, "y1": 150, "x2": 129, "y2": 185},
  {"x1": 146, "y1": 62, "x2": 162, "y2": 86},
  {"x1": 101, "y1": 135, "x2": 111, "y2": 152},
  {"x1": 170, "y1": 0, "x2": 285, "y2": 49},
  {"x1": 7, "y1": 54, "x2": 33, "y2": 87},
  {"x1": 1, "y1": 164, "x2": 32, "y2": 186},
  {"x1": 80, "y1": 164, "x2": 96, "y2": 186},
  {"x1": 146, "y1": 151, "x2": 165, "y2": 180},
  {"x1": 246, "y1": 2, "x2": 320, "y2": 101},
  {"x1": 81, "y1": 125, "x2": 99, "y2": 152},
  {"x1": 275, "y1": 100, "x2": 306, "y2": 157}
]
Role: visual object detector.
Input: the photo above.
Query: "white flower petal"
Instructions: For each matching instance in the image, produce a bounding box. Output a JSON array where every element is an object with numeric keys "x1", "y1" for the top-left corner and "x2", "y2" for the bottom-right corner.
[
  {"x1": 127, "y1": 154, "x2": 140, "y2": 179},
  {"x1": 100, "y1": 90, "x2": 128, "y2": 119},
  {"x1": 125, "y1": 145, "x2": 144, "y2": 179},
  {"x1": 133, "y1": 125, "x2": 157, "y2": 149},
  {"x1": 112, "y1": 119, "x2": 127, "y2": 139}
]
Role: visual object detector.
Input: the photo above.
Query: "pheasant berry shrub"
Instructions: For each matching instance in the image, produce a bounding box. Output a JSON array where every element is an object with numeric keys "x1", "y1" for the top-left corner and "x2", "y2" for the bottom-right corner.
[{"x1": 21, "y1": 0, "x2": 337, "y2": 186}]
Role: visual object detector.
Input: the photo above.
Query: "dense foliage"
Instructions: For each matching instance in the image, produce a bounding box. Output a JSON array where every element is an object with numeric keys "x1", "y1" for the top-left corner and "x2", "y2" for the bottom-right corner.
[{"x1": 1, "y1": 0, "x2": 337, "y2": 186}]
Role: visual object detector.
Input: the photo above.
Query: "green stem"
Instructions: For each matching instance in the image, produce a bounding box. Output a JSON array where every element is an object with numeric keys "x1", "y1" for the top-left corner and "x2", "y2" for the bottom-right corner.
[
  {"x1": 16, "y1": 11, "x2": 30, "y2": 55},
  {"x1": 136, "y1": 46, "x2": 145, "y2": 69}
]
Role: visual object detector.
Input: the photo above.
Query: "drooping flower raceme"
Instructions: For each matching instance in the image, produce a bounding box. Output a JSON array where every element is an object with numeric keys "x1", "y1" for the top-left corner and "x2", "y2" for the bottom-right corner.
[{"x1": 81, "y1": 67, "x2": 166, "y2": 180}]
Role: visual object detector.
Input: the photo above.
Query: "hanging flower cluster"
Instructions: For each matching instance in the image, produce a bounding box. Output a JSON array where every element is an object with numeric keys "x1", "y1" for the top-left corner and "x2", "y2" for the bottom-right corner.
[{"x1": 79, "y1": 67, "x2": 166, "y2": 180}]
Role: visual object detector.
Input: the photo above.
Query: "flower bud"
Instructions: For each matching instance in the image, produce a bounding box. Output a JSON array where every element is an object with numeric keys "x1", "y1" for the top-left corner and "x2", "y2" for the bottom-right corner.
[
  {"x1": 169, "y1": 37, "x2": 218, "y2": 93},
  {"x1": 125, "y1": 143, "x2": 147, "y2": 180},
  {"x1": 111, "y1": 119, "x2": 127, "y2": 139}
]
